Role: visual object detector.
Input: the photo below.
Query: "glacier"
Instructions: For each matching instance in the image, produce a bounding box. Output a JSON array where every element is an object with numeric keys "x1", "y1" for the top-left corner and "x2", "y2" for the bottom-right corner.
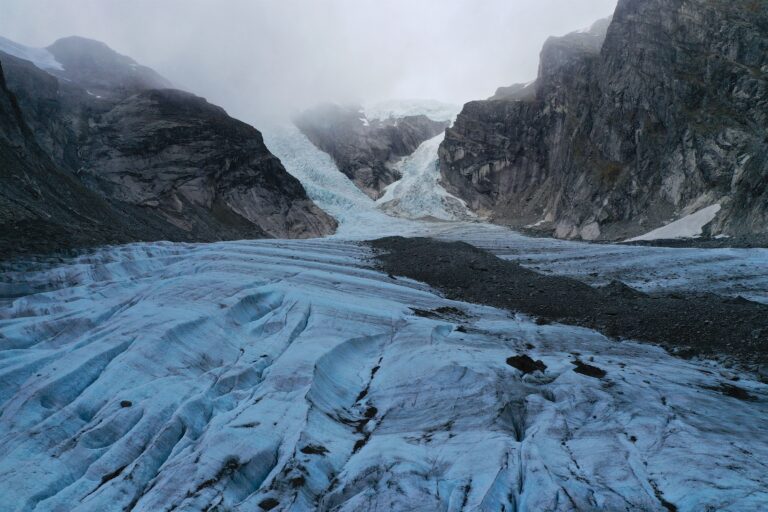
[
  {"x1": 0, "y1": 36, "x2": 63, "y2": 71},
  {"x1": 1, "y1": 108, "x2": 768, "y2": 511},
  {"x1": 376, "y1": 134, "x2": 475, "y2": 221},
  {"x1": 1, "y1": 237, "x2": 767, "y2": 511}
]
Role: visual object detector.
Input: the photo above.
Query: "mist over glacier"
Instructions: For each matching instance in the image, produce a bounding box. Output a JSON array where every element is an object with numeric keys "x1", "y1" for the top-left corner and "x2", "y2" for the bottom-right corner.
[
  {"x1": 2, "y1": 1, "x2": 768, "y2": 510},
  {"x1": 0, "y1": 0, "x2": 617, "y2": 125}
]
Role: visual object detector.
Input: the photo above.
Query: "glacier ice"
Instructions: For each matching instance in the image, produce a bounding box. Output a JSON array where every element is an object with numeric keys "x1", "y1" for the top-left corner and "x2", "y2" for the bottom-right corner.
[
  {"x1": 362, "y1": 99, "x2": 459, "y2": 123},
  {"x1": 0, "y1": 239, "x2": 766, "y2": 511},
  {"x1": 0, "y1": 36, "x2": 63, "y2": 71},
  {"x1": 2, "y1": 102, "x2": 768, "y2": 511},
  {"x1": 376, "y1": 134, "x2": 475, "y2": 221}
]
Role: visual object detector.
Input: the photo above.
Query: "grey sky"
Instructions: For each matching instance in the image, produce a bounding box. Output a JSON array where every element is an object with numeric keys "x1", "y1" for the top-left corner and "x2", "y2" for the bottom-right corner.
[{"x1": 0, "y1": 0, "x2": 617, "y2": 125}]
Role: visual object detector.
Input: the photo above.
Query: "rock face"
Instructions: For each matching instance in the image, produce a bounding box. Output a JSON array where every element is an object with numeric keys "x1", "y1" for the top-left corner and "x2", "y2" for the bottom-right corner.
[
  {"x1": 0, "y1": 37, "x2": 335, "y2": 257},
  {"x1": 295, "y1": 103, "x2": 449, "y2": 199},
  {"x1": 440, "y1": 1, "x2": 768, "y2": 241}
]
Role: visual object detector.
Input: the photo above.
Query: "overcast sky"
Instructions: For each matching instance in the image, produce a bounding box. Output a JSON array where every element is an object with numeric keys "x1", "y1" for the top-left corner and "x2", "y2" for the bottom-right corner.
[{"x1": 0, "y1": 0, "x2": 617, "y2": 125}]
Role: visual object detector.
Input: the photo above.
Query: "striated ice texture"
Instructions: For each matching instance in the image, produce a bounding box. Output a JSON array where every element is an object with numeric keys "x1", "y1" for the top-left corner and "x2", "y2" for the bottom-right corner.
[{"x1": 0, "y1": 239, "x2": 767, "y2": 511}]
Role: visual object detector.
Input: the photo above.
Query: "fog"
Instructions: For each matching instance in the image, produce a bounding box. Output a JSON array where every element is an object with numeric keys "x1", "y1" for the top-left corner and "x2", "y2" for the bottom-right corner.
[{"x1": 0, "y1": 0, "x2": 617, "y2": 125}]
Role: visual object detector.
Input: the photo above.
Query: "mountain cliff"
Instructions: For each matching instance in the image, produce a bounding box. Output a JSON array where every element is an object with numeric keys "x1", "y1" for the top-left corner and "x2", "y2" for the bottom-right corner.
[
  {"x1": 440, "y1": 0, "x2": 768, "y2": 241},
  {"x1": 295, "y1": 103, "x2": 449, "y2": 199},
  {"x1": 0, "y1": 37, "x2": 335, "y2": 257}
]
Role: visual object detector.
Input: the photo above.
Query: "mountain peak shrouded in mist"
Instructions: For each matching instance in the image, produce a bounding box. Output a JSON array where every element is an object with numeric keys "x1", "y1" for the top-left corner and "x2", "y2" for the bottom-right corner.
[
  {"x1": 46, "y1": 35, "x2": 174, "y2": 97},
  {"x1": 0, "y1": 34, "x2": 335, "y2": 256},
  {"x1": 2, "y1": 2, "x2": 768, "y2": 511},
  {"x1": 0, "y1": 0, "x2": 619, "y2": 123}
]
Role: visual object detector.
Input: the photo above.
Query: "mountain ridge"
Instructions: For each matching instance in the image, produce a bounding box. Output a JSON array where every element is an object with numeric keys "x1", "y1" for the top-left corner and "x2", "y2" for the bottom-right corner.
[
  {"x1": 0, "y1": 36, "x2": 336, "y2": 257},
  {"x1": 440, "y1": 0, "x2": 768, "y2": 242}
]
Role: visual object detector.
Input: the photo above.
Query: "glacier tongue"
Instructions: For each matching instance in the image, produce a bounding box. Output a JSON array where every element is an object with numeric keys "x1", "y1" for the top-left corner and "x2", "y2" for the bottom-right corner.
[
  {"x1": 264, "y1": 99, "x2": 471, "y2": 233},
  {"x1": 1, "y1": 239, "x2": 767, "y2": 511},
  {"x1": 262, "y1": 124, "x2": 427, "y2": 239},
  {"x1": 376, "y1": 133, "x2": 475, "y2": 221}
]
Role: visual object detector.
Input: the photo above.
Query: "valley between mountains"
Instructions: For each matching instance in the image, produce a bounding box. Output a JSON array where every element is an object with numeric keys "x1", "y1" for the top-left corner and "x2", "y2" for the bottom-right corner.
[{"x1": 1, "y1": 1, "x2": 768, "y2": 511}]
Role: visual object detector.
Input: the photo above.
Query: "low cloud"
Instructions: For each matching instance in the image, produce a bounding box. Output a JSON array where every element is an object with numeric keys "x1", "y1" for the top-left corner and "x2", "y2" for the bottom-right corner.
[{"x1": 0, "y1": 0, "x2": 617, "y2": 125}]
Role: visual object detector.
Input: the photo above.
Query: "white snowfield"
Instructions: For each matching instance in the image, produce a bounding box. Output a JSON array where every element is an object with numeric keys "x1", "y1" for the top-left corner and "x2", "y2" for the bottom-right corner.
[
  {"x1": 1, "y1": 239, "x2": 767, "y2": 512},
  {"x1": 626, "y1": 204, "x2": 722, "y2": 242}
]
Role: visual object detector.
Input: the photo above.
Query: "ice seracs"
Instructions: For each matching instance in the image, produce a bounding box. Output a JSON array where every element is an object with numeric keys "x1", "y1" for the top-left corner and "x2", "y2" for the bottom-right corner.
[{"x1": 376, "y1": 133, "x2": 475, "y2": 221}]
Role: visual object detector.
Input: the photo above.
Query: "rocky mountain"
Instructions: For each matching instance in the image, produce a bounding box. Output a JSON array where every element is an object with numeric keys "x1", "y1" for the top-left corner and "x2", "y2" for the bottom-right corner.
[
  {"x1": 0, "y1": 58, "x2": 184, "y2": 257},
  {"x1": 294, "y1": 103, "x2": 449, "y2": 199},
  {"x1": 46, "y1": 36, "x2": 174, "y2": 99},
  {"x1": 0, "y1": 37, "x2": 335, "y2": 257},
  {"x1": 440, "y1": 0, "x2": 768, "y2": 241}
]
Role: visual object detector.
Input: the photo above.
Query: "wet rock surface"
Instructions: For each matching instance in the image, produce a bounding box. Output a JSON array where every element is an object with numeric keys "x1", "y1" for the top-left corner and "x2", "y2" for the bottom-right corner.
[
  {"x1": 440, "y1": 0, "x2": 768, "y2": 242},
  {"x1": 370, "y1": 236, "x2": 768, "y2": 365},
  {"x1": 295, "y1": 103, "x2": 449, "y2": 199}
]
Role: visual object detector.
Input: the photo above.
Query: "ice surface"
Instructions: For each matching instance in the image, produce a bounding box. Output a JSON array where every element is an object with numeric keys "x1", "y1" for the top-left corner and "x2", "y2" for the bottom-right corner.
[
  {"x1": 436, "y1": 223, "x2": 768, "y2": 304},
  {"x1": 0, "y1": 36, "x2": 63, "y2": 71},
  {"x1": 262, "y1": 123, "x2": 432, "y2": 239},
  {"x1": 626, "y1": 204, "x2": 722, "y2": 242},
  {"x1": 2, "y1": 101, "x2": 767, "y2": 511},
  {"x1": 376, "y1": 134, "x2": 475, "y2": 221},
  {"x1": 1, "y1": 239, "x2": 766, "y2": 511},
  {"x1": 362, "y1": 99, "x2": 460, "y2": 123}
]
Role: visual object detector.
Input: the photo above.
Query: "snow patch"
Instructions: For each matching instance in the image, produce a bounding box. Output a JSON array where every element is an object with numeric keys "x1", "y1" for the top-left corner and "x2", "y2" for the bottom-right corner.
[{"x1": 626, "y1": 204, "x2": 722, "y2": 242}]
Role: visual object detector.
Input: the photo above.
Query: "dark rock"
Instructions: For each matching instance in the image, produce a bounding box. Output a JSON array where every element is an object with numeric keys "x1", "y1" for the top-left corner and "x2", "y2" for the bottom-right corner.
[
  {"x1": 706, "y1": 383, "x2": 756, "y2": 401},
  {"x1": 289, "y1": 476, "x2": 306, "y2": 488},
  {"x1": 119, "y1": 400, "x2": 132, "y2": 408},
  {"x1": 258, "y1": 498, "x2": 279, "y2": 510},
  {"x1": 506, "y1": 355, "x2": 547, "y2": 374},
  {"x1": 0, "y1": 37, "x2": 336, "y2": 258},
  {"x1": 573, "y1": 360, "x2": 607, "y2": 379},
  {"x1": 599, "y1": 280, "x2": 646, "y2": 299},
  {"x1": 295, "y1": 103, "x2": 449, "y2": 198},
  {"x1": 75, "y1": 88, "x2": 336, "y2": 239},
  {"x1": 299, "y1": 444, "x2": 328, "y2": 455},
  {"x1": 440, "y1": 2, "x2": 768, "y2": 242}
]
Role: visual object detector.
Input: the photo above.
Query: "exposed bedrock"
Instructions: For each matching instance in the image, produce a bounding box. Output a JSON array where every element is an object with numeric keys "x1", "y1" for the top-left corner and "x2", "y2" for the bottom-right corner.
[
  {"x1": 294, "y1": 103, "x2": 449, "y2": 199},
  {"x1": 440, "y1": 0, "x2": 768, "y2": 241},
  {"x1": 0, "y1": 36, "x2": 335, "y2": 258}
]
